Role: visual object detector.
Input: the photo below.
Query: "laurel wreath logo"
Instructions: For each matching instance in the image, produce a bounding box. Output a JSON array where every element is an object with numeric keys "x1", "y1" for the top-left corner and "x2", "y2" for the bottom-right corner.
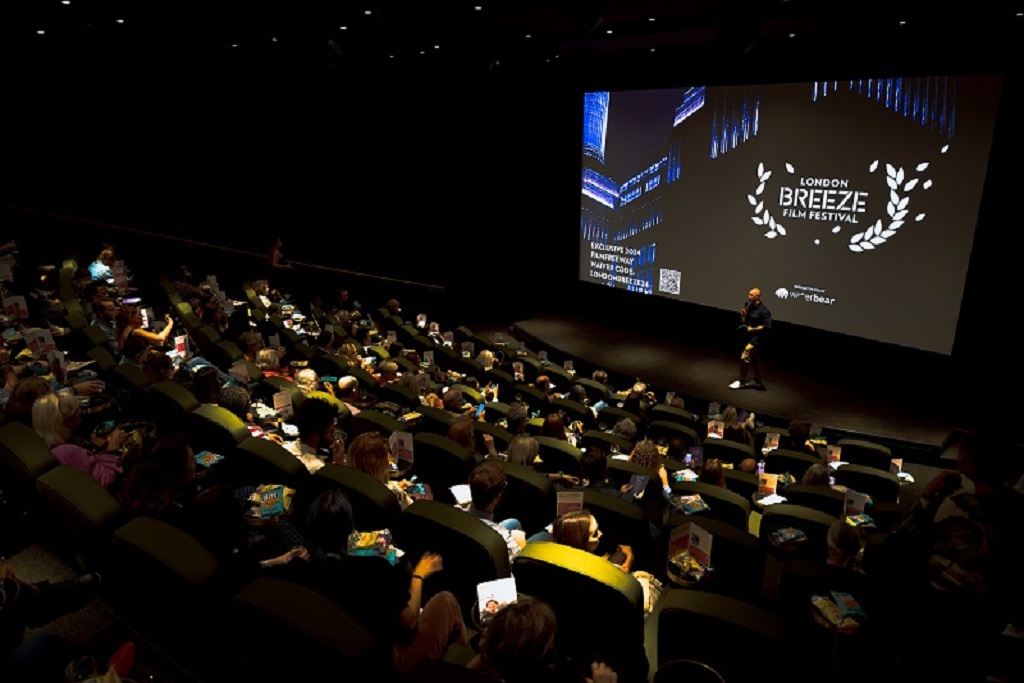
[
  {"x1": 748, "y1": 162, "x2": 789, "y2": 239},
  {"x1": 848, "y1": 144, "x2": 947, "y2": 253},
  {"x1": 749, "y1": 144, "x2": 948, "y2": 249}
]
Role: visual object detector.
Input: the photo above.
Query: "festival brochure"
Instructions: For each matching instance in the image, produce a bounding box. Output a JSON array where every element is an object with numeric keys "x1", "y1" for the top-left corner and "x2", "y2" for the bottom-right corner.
[
  {"x1": 273, "y1": 390, "x2": 294, "y2": 420},
  {"x1": 758, "y1": 472, "x2": 779, "y2": 495},
  {"x1": 477, "y1": 577, "x2": 518, "y2": 626},
  {"x1": 844, "y1": 489, "x2": 869, "y2": 517},
  {"x1": 389, "y1": 431, "x2": 414, "y2": 463},
  {"x1": 556, "y1": 490, "x2": 585, "y2": 517}
]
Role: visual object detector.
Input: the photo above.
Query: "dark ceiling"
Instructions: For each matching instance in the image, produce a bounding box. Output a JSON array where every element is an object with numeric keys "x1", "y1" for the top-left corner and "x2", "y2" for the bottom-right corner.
[{"x1": 6, "y1": 1, "x2": 1022, "y2": 86}]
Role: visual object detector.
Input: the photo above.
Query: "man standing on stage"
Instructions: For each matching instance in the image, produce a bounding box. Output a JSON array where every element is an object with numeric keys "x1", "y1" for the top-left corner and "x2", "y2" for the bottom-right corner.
[{"x1": 729, "y1": 287, "x2": 771, "y2": 390}]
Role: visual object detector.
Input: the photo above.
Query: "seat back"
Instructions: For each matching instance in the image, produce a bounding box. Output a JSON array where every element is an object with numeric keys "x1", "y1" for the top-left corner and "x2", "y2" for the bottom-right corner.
[
  {"x1": 413, "y1": 404, "x2": 455, "y2": 437},
  {"x1": 782, "y1": 484, "x2": 847, "y2": 518},
  {"x1": 189, "y1": 404, "x2": 251, "y2": 456},
  {"x1": 513, "y1": 542, "x2": 648, "y2": 683},
  {"x1": 764, "y1": 448, "x2": 822, "y2": 481},
  {"x1": 493, "y1": 461, "x2": 555, "y2": 538},
  {"x1": 147, "y1": 380, "x2": 201, "y2": 432},
  {"x1": 759, "y1": 503, "x2": 838, "y2": 563},
  {"x1": 374, "y1": 382, "x2": 420, "y2": 412},
  {"x1": 650, "y1": 404, "x2": 698, "y2": 429},
  {"x1": 352, "y1": 409, "x2": 406, "y2": 438},
  {"x1": 0, "y1": 421, "x2": 59, "y2": 505},
  {"x1": 572, "y1": 377, "x2": 610, "y2": 404},
  {"x1": 231, "y1": 576, "x2": 388, "y2": 680},
  {"x1": 833, "y1": 464, "x2": 900, "y2": 504},
  {"x1": 393, "y1": 500, "x2": 511, "y2": 619},
  {"x1": 232, "y1": 436, "x2": 311, "y2": 490},
  {"x1": 253, "y1": 376, "x2": 305, "y2": 411},
  {"x1": 836, "y1": 438, "x2": 895, "y2": 472},
  {"x1": 306, "y1": 464, "x2": 403, "y2": 533},
  {"x1": 648, "y1": 420, "x2": 701, "y2": 449},
  {"x1": 473, "y1": 420, "x2": 513, "y2": 454},
  {"x1": 549, "y1": 397, "x2": 594, "y2": 430},
  {"x1": 580, "y1": 430, "x2": 634, "y2": 456},
  {"x1": 410, "y1": 433, "x2": 476, "y2": 504},
  {"x1": 533, "y1": 436, "x2": 583, "y2": 478},
  {"x1": 656, "y1": 589, "x2": 788, "y2": 681},
  {"x1": 110, "y1": 515, "x2": 225, "y2": 599},
  {"x1": 35, "y1": 464, "x2": 125, "y2": 572},
  {"x1": 700, "y1": 437, "x2": 754, "y2": 466},
  {"x1": 723, "y1": 468, "x2": 759, "y2": 500},
  {"x1": 662, "y1": 515, "x2": 767, "y2": 604},
  {"x1": 669, "y1": 481, "x2": 751, "y2": 531}
]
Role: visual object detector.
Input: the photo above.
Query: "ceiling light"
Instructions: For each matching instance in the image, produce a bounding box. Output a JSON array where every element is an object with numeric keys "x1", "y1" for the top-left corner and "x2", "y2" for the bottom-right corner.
[
  {"x1": 899, "y1": 20, "x2": 906, "y2": 25},
  {"x1": 364, "y1": 10, "x2": 371, "y2": 15},
  {"x1": 340, "y1": 26, "x2": 347, "y2": 30},
  {"x1": 271, "y1": 37, "x2": 278, "y2": 42},
  {"x1": 525, "y1": 33, "x2": 532, "y2": 38},
  {"x1": 61, "y1": 1, "x2": 70, "y2": 4},
  {"x1": 474, "y1": 5, "x2": 482, "y2": 10},
  {"x1": 115, "y1": 18, "x2": 124, "y2": 24},
  {"x1": 788, "y1": 32, "x2": 796, "y2": 38},
  {"x1": 434, "y1": 45, "x2": 440, "y2": 49},
  {"x1": 37, "y1": 29, "x2": 45, "y2": 35},
  {"x1": 606, "y1": 29, "x2": 613, "y2": 34},
  {"x1": 648, "y1": 17, "x2": 655, "y2": 22},
  {"x1": 419, "y1": 50, "x2": 425, "y2": 54},
  {"x1": 649, "y1": 48, "x2": 655, "y2": 52}
]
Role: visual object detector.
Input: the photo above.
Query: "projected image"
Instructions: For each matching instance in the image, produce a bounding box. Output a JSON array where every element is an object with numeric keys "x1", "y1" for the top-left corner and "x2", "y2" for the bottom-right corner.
[{"x1": 579, "y1": 76, "x2": 1002, "y2": 355}]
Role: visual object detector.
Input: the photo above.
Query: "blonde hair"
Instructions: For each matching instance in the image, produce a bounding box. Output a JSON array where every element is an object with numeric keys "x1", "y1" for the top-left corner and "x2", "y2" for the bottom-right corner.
[{"x1": 32, "y1": 392, "x2": 77, "y2": 447}]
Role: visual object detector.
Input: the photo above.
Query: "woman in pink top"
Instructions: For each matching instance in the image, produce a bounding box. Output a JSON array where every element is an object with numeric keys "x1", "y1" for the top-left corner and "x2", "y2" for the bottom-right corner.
[{"x1": 32, "y1": 392, "x2": 127, "y2": 488}]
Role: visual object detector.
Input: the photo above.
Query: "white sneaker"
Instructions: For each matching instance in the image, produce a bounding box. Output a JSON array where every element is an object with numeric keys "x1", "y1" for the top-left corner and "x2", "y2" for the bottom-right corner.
[{"x1": 728, "y1": 380, "x2": 742, "y2": 389}]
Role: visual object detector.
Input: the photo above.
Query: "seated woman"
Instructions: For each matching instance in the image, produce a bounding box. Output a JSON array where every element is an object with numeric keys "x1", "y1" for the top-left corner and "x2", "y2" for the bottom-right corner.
[
  {"x1": 786, "y1": 420, "x2": 819, "y2": 455},
  {"x1": 448, "y1": 416, "x2": 497, "y2": 463},
  {"x1": 698, "y1": 458, "x2": 727, "y2": 488},
  {"x1": 467, "y1": 595, "x2": 619, "y2": 683},
  {"x1": 281, "y1": 489, "x2": 468, "y2": 675},
  {"x1": 551, "y1": 510, "x2": 663, "y2": 617},
  {"x1": 507, "y1": 433, "x2": 578, "y2": 487},
  {"x1": 539, "y1": 412, "x2": 570, "y2": 442},
  {"x1": 721, "y1": 406, "x2": 754, "y2": 446},
  {"x1": 115, "y1": 432, "x2": 241, "y2": 555},
  {"x1": 31, "y1": 392, "x2": 128, "y2": 489},
  {"x1": 552, "y1": 509, "x2": 634, "y2": 572},
  {"x1": 114, "y1": 304, "x2": 174, "y2": 353},
  {"x1": 802, "y1": 463, "x2": 832, "y2": 487},
  {"x1": 346, "y1": 432, "x2": 414, "y2": 510}
]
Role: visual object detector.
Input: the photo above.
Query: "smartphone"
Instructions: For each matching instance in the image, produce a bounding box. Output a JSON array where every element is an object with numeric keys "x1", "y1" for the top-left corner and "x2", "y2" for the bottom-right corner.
[{"x1": 475, "y1": 403, "x2": 486, "y2": 418}]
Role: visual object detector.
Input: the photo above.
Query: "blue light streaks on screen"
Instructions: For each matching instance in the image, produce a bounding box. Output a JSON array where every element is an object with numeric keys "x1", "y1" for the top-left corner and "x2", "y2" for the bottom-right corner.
[
  {"x1": 583, "y1": 92, "x2": 610, "y2": 164},
  {"x1": 816, "y1": 77, "x2": 957, "y2": 138}
]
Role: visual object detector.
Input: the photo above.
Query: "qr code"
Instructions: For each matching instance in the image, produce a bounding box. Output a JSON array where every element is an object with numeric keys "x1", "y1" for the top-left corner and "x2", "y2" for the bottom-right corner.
[{"x1": 659, "y1": 268, "x2": 681, "y2": 294}]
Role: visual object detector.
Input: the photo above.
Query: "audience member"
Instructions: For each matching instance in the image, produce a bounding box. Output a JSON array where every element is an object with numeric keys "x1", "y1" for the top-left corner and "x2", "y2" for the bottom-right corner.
[
  {"x1": 698, "y1": 458, "x2": 726, "y2": 488},
  {"x1": 282, "y1": 489, "x2": 467, "y2": 674},
  {"x1": 467, "y1": 596, "x2": 619, "y2": 683},
  {"x1": 801, "y1": 463, "x2": 831, "y2": 487},
  {"x1": 464, "y1": 461, "x2": 526, "y2": 562},
  {"x1": 285, "y1": 397, "x2": 343, "y2": 474},
  {"x1": 346, "y1": 432, "x2": 413, "y2": 510},
  {"x1": 32, "y1": 392, "x2": 127, "y2": 488}
]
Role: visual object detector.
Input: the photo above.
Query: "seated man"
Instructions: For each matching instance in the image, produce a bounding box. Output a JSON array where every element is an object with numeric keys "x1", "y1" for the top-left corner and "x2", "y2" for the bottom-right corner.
[
  {"x1": 463, "y1": 461, "x2": 526, "y2": 562},
  {"x1": 284, "y1": 397, "x2": 343, "y2": 473}
]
